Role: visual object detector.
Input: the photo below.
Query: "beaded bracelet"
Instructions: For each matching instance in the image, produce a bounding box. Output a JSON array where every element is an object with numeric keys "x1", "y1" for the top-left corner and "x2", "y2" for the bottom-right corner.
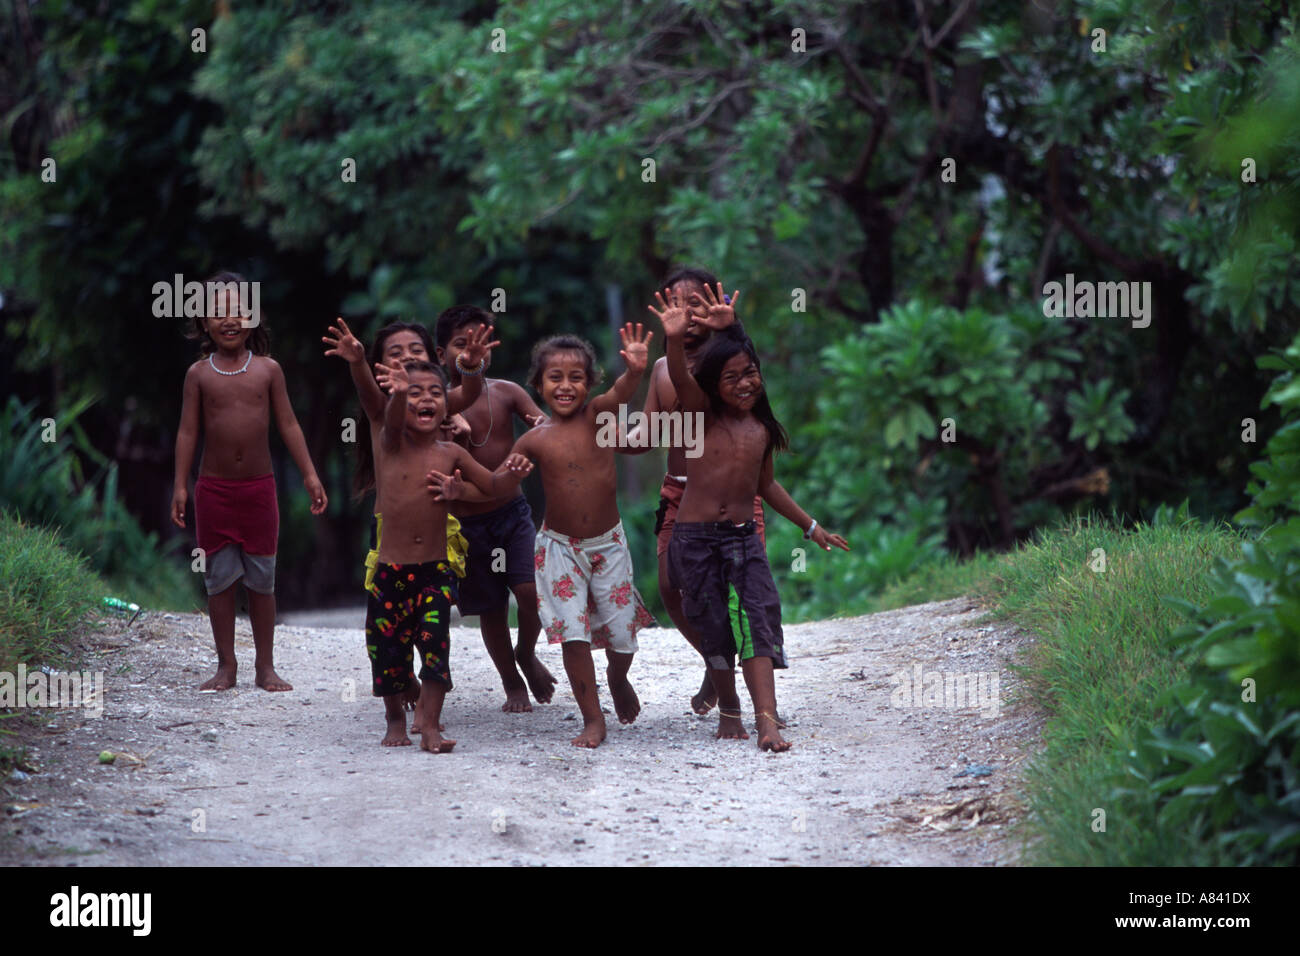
[{"x1": 455, "y1": 353, "x2": 486, "y2": 375}]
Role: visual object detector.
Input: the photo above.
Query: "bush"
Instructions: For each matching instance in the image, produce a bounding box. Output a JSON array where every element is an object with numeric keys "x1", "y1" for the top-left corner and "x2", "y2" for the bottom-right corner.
[
  {"x1": 1119, "y1": 340, "x2": 1300, "y2": 864},
  {"x1": 0, "y1": 513, "x2": 106, "y2": 672},
  {"x1": 0, "y1": 396, "x2": 199, "y2": 609}
]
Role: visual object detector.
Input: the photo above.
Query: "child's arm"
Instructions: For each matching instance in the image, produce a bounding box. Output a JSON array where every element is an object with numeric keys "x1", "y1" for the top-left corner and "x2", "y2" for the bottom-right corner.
[
  {"x1": 428, "y1": 434, "x2": 535, "y2": 503},
  {"x1": 269, "y1": 360, "x2": 329, "y2": 514},
  {"x1": 170, "y1": 365, "x2": 202, "y2": 528},
  {"x1": 589, "y1": 322, "x2": 654, "y2": 417},
  {"x1": 504, "y1": 380, "x2": 547, "y2": 428},
  {"x1": 648, "y1": 290, "x2": 708, "y2": 414},
  {"x1": 375, "y1": 361, "x2": 410, "y2": 454},
  {"x1": 445, "y1": 323, "x2": 499, "y2": 414},
  {"x1": 618, "y1": 358, "x2": 664, "y2": 455},
  {"x1": 758, "y1": 452, "x2": 850, "y2": 552},
  {"x1": 323, "y1": 317, "x2": 385, "y2": 422}
]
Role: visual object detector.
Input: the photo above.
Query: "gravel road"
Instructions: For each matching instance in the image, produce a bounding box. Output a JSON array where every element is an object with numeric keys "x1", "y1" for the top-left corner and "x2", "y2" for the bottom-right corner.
[{"x1": 1, "y1": 597, "x2": 1042, "y2": 866}]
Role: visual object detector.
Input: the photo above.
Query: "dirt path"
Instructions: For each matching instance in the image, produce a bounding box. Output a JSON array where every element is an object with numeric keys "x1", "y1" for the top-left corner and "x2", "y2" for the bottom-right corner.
[{"x1": 1, "y1": 597, "x2": 1042, "y2": 866}]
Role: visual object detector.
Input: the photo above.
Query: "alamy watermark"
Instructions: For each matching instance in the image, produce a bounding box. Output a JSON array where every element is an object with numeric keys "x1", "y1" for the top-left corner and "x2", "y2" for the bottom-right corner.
[
  {"x1": 1041, "y1": 273, "x2": 1150, "y2": 328},
  {"x1": 890, "y1": 664, "x2": 1000, "y2": 718},
  {"x1": 0, "y1": 664, "x2": 104, "y2": 718},
  {"x1": 595, "y1": 404, "x2": 704, "y2": 458},
  {"x1": 151, "y1": 274, "x2": 261, "y2": 327}
]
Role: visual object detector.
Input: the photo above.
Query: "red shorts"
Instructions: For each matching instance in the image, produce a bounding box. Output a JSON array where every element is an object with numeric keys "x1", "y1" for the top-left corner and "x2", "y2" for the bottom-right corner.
[
  {"x1": 194, "y1": 473, "x2": 279, "y2": 557},
  {"x1": 653, "y1": 475, "x2": 765, "y2": 558}
]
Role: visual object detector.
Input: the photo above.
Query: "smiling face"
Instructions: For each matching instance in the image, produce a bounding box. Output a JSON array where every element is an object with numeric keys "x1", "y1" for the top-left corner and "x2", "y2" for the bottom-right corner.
[
  {"x1": 717, "y1": 350, "x2": 763, "y2": 412},
  {"x1": 382, "y1": 330, "x2": 431, "y2": 368},
  {"x1": 539, "y1": 350, "x2": 591, "y2": 418},
  {"x1": 404, "y1": 371, "x2": 447, "y2": 434},
  {"x1": 203, "y1": 290, "x2": 252, "y2": 354}
]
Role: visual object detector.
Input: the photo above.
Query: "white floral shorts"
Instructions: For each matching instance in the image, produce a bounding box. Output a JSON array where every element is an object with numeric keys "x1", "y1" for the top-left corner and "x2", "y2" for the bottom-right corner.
[{"x1": 534, "y1": 521, "x2": 656, "y2": 654}]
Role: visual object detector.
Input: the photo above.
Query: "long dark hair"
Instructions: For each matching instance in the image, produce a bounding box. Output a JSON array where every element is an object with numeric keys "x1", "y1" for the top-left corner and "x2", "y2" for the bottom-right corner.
[
  {"x1": 693, "y1": 328, "x2": 789, "y2": 455},
  {"x1": 352, "y1": 322, "x2": 439, "y2": 499},
  {"x1": 187, "y1": 270, "x2": 270, "y2": 356}
]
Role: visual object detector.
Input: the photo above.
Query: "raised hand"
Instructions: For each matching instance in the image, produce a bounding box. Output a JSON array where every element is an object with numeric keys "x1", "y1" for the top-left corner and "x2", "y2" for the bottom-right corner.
[
  {"x1": 811, "y1": 525, "x2": 850, "y2": 552},
  {"x1": 618, "y1": 322, "x2": 653, "y2": 375},
  {"x1": 427, "y1": 468, "x2": 464, "y2": 501},
  {"x1": 647, "y1": 287, "x2": 689, "y2": 338},
  {"x1": 374, "y1": 361, "x2": 410, "y2": 394},
  {"x1": 697, "y1": 282, "x2": 740, "y2": 330},
  {"x1": 323, "y1": 317, "x2": 366, "y2": 364},
  {"x1": 304, "y1": 475, "x2": 329, "y2": 515},
  {"x1": 459, "y1": 323, "x2": 502, "y2": 371}
]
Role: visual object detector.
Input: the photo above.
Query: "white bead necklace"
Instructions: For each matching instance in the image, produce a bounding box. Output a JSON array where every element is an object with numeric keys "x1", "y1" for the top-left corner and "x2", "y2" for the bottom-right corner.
[{"x1": 209, "y1": 349, "x2": 252, "y2": 376}]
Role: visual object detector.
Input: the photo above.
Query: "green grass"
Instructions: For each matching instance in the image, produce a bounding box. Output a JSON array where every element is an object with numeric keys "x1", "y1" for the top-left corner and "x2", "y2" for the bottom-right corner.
[
  {"x1": 966, "y1": 512, "x2": 1246, "y2": 865},
  {"x1": 0, "y1": 512, "x2": 109, "y2": 674}
]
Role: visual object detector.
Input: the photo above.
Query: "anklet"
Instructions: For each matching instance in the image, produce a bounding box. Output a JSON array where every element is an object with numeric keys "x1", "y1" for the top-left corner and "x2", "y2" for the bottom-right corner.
[
  {"x1": 756, "y1": 711, "x2": 780, "y2": 723},
  {"x1": 719, "y1": 708, "x2": 742, "y2": 719}
]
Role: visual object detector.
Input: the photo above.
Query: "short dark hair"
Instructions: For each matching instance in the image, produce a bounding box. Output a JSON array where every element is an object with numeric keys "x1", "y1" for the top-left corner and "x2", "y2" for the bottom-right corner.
[
  {"x1": 663, "y1": 265, "x2": 719, "y2": 291},
  {"x1": 528, "y1": 334, "x2": 602, "y2": 391},
  {"x1": 402, "y1": 359, "x2": 449, "y2": 390},
  {"x1": 435, "y1": 304, "x2": 494, "y2": 348}
]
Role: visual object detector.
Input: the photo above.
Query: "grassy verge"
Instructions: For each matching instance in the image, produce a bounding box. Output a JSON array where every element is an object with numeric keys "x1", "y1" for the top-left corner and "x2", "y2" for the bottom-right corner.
[{"x1": 935, "y1": 511, "x2": 1243, "y2": 864}]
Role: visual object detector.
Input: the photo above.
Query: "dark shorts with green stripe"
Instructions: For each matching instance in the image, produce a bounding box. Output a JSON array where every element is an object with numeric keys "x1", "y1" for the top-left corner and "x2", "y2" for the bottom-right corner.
[{"x1": 667, "y1": 520, "x2": 786, "y2": 671}]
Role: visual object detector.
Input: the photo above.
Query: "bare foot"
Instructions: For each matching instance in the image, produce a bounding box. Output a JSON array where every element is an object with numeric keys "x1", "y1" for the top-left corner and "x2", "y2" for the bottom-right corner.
[
  {"x1": 419, "y1": 729, "x2": 457, "y2": 754},
  {"x1": 255, "y1": 667, "x2": 292, "y2": 692},
  {"x1": 199, "y1": 664, "x2": 236, "y2": 691},
  {"x1": 691, "y1": 671, "x2": 717, "y2": 715},
  {"x1": 755, "y1": 712, "x2": 791, "y2": 753},
  {"x1": 502, "y1": 685, "x2": 533, "y2": 713},
  {"x1": 571, "y1": 716, "x2": 606, "y2": 748},
  {"x1": 607, "y1": 669, "x2": 641, "y2": 725},
  {"x1": 409, "y1": 705, "x2": 446, "y2": 735},
  {"x1": 517, "y1": 651, "x2": 557, "y2": 704},
  {"x1": 382, "y1": 714, "x2": 412, "y2": 747},
  {"x1": 716, "y1": 710, "x2": 749, "y2": 740}
]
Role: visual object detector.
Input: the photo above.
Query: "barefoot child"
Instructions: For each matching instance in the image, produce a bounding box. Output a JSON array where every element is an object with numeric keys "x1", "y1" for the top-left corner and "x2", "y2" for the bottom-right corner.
[
  {"x1": 171, "y1": 272, "x2": 327, "y2": 692},
  {"x1": 324, "y1": 317, "x2": 494, "y2": 729},
  {"x1": 432, "y1": 325, "x2": 656, "y2": 748},
  {"x1": 434, "y1": 306, "x2": 558, "y2": 713},
  {"x1": 648, "y1": 295, "x2": 849, "y2": 752},
  {"x1": 368, "y1": 358, "x2": 532, "y2": 750}
]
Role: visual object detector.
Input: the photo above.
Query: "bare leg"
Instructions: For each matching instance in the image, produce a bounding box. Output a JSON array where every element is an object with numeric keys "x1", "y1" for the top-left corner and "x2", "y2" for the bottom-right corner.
[
  {"x1": 382, "y1": 694, "x2": 411, "y2": 747},
  {"x1": 605, "y1": 649, "x2": 639, "y2": 724},
  {"x1": 659, "y1": 551, "x2": 715, "y2": 714},
  {"x1": 418, "y1": 679, "x2": 456, "y2": 753},
  {"x1": 742, "y1": 656, "x2": 790, "y2": 752},
  {"x1": 248, "y1": 588, "x2": 291, "y2": 691},
  {"x1": 512, "y1": 583, "x2": 556, "y2": 704},
  {"x1": 708, "y1": 667, "x2": 749, "y2": 740},
  {"x1": 562, "y1": 642, "x2": 606, "y2": 748},
  {"x1": 479, "y1": 606, "x2": 531, "y2": 712},
  {"x1": 200, "y1": 582, "x2": 238, "y2": 690}
]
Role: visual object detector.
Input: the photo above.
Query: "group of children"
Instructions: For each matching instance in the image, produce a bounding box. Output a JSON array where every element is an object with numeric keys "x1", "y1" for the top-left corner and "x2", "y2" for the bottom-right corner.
[{"x1": 172, "y1": 269, "x2": 848, "y2": 754}]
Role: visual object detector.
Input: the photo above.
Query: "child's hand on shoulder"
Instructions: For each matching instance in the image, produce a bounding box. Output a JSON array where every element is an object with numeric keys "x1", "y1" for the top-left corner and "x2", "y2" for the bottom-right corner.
[
  {"x1": 524, "y1": 412, "x2": 548, "y2": 428},
  {"x1": 323, "y1": 317, "x2": 365, "y2": 364},
  {"x1": 811, "y1": 525, "x2": 850, "y2": 552},
  {"x1": 698, "y1": 282, "x2": 740, "y2": 330},
  {"x1": 375, "y1": 361, "x2": 409, "y2": 393},
  {"x1": 647, "y1": 288, "x2": 689, "y2": 338},
  {"x1": 427, "y1": 467, "x2": 464, "y2": 501},
  {"x1": 618, "y1": 322, "x2": 653, "y2": 375},
  {"x1": 304, "y1": 475, "x2": 328, "y2": 515}
]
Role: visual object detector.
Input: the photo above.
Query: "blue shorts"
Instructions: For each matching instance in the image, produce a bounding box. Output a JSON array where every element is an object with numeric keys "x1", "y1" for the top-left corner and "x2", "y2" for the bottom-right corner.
[{"x1": 454, "y1": 496, "x2": 537, "y2": 615}]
